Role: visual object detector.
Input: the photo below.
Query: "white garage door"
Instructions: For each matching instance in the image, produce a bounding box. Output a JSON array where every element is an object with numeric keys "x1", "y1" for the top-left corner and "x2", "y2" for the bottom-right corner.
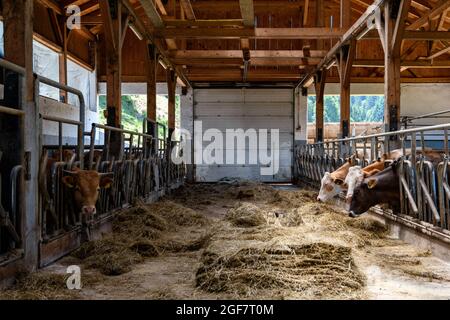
[{"x1": 194, "y1": 88, "x2": 293, "y2": 182}]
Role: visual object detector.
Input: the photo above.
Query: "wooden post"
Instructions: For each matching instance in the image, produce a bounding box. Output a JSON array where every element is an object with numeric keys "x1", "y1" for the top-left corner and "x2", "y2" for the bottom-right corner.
[
  {"x1": 385, "y1": 0, "x2": 411, "y2": 149},
  {"x1": 147, "y1": 43, "x2": 157, "y2": 154},
  {"x1": 314, "y1": 70, "x2": 327, "y2": 142},
  {"x1": 2, "y1": 0, "x2": 38, "y2": 270},
  {"x1": 338, "y1": 40, "x2": 356, "y2": 138},
  {"x1": 99, "y1": 0, "x2": 124, "y2": 157},
  {"x1": 167, "y1": 69, "x2": 177, "y2": 140}
]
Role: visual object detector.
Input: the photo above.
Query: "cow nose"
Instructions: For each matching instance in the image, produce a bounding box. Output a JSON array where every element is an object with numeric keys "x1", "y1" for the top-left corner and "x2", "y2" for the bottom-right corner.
[
  {"x1": 82, "y1": 206, "x2": 96, "y2": 215},
  {"x1": 348, "y1": 211, "x2": 358, "y2": 218}
]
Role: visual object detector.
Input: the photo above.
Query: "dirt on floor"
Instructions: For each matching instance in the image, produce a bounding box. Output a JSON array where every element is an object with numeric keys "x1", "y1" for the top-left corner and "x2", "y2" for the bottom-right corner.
[{"x1": 2, "y1": 181, "x2": 450, "y2": 300}]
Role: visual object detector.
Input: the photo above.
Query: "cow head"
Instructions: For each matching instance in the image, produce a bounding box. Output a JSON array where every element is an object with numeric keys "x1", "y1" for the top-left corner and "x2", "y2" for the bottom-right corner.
[
  {"x1": 62, "y1": 169, "x2": 113, "y2": 215},
  {"x1": 348, "y1": 163, "x2": 399, "y2": 218},
  {"x1": 344, "y1": 166, "x2": 365, "y2": 206},
  {"x1": 317, "y1": 172, "x2": 346, "y2": 202},
  {"x1": 348, "y1": 177, "x2": 379, "y2": 217}
]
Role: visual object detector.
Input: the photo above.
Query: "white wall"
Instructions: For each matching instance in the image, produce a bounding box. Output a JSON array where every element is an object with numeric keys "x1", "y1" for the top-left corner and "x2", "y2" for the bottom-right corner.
[{"x1": 40, "y1": 97, "x2": 99, "y2": 145}]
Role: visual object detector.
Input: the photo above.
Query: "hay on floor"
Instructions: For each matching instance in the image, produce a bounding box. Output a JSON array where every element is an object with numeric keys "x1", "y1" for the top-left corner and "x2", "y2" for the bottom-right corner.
[
  {"x1": 226, "y1": 202, "x2": 267, "y2": 227},
  {"x1": 72, "y1": 200, "x2": 211, "y2": 276},
  {"x1": 196, "y1": 242, "x2": 365, "y2": 299}
]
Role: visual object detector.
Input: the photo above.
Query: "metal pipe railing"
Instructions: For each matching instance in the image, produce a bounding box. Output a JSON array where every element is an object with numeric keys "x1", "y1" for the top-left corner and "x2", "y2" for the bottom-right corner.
[{"x1": 296, "y1": 122, "x2": 450, "y2": 232}]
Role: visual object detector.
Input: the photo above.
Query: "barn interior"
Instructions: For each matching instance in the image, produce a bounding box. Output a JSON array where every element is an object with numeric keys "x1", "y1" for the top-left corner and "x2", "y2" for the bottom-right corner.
[{"x1": 1, "y1": 0, "x2": 450, "y2": 300}]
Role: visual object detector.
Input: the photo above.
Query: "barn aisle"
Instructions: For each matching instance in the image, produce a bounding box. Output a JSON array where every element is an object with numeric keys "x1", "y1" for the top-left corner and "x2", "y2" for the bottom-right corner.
[{"x1": 2, "y1": 182, "x2": 450, "y2": 300}]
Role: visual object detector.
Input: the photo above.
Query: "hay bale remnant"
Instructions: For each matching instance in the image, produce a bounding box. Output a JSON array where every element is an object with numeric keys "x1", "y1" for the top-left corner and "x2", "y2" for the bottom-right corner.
[{"x1": 226, "y1": 203, "x2": 267, "y2": 227}]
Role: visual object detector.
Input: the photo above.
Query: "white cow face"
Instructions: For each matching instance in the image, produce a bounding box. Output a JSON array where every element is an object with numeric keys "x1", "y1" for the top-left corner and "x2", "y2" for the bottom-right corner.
[
  {"x1": 344, "y1": 166, "x2": 365, "y2": 205},
  {"x1": 317, "y1": 172, "x2": 345, "y2": 202}
]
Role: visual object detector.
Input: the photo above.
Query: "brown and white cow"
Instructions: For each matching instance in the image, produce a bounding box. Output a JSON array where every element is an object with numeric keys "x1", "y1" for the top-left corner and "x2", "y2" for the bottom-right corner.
[
  {"x1": 317, "y1": 159, "x2": 353, "y2": 202},
  {"x1": 317, "y1": 149, "x2": 404, "y2": 203},
  {"x1": 348, "y1": 163, "x2": 400, "y2": 217}
]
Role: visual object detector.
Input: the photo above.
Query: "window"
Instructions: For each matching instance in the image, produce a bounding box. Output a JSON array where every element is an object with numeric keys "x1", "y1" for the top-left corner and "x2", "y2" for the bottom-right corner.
[
  {"x1": 307, "y1": 95, "x2": 384, "y2": 123},
  {"x1": 33, "y1": 40, "x2": 60, "y2": 100},
  {"x1": 97, "y1": 94, "x2": 181, "y2": 139},
  {"x1": 67, "y1": 59, "x2": 94, "y2": 110}
]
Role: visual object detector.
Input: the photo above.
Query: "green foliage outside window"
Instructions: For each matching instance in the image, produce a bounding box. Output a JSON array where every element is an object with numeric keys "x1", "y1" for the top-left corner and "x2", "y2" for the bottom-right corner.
[{"x1": 308, "y1": 95, "x2": 384, "y2": 123}]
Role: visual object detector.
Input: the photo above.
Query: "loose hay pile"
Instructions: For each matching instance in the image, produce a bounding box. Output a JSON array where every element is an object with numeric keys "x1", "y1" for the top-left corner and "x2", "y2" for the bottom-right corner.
[
  {"x1": 226, "y1": 202, "x2": 267, "y2": 227},
  {"x1": 196, "y1": 242, "x2": 365, "y2": 299},
  {"x1": 0, "y1": 271, "x2": 102, "y2": 300},
  {"x1": 72, "y1": 200, "x2": 212, "y2": 275}
]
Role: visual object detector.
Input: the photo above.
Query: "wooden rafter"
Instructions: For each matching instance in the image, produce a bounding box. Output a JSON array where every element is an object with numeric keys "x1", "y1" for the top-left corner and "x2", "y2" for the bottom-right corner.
[
  {"x1": 180, "y1": 0, "x2": 196, "y2": 20},
  {"x1": 407, "y1": 0, "x2": 450, "y2": 30},
  {"x1": 156, "y1": 27, "x2": 344, "y2": 39}
]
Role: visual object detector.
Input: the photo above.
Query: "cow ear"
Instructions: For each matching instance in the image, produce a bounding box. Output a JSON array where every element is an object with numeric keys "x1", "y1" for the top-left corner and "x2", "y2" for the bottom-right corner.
[
  {"x1": 367, "y1": 178, "x2": 378, "y2": 189},
  {"x1": 334, "y1": 178, "x2": 344, "y2": 185},
  {"x1": 62, "y1": 176, "x2": 75, "y2": 188},
  {"x1": 100, "y1": 177, "x2": 113, "y2": 189}
]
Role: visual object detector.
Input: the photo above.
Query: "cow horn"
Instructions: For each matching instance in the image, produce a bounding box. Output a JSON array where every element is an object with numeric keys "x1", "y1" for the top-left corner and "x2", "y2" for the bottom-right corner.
[
  {"x1": 67, "y1": 153, "x2": 76, "y2": 169},
  {"x1": 99, "y1": 172, "x2": 114, "y2": 177},
  {"x1": 62, "y1": 170, "x2": 77, "y2": 176}
]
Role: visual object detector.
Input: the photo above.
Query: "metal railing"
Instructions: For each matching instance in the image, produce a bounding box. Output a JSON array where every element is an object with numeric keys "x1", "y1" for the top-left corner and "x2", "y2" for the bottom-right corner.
[{"x1": 295, "y1": 123, "x2": 450, "y2": 231}]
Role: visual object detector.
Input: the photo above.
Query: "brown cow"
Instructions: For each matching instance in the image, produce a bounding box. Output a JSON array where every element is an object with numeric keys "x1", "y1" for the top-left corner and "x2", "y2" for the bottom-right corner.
[
  {"x1": 62, "y1": 168, "x2": 113, "y2": 215},
  {"x1": 39, "y1": 151, "x2": 113, "y2": 219},
  {"x1": 348, "y1": 162, "x2": 400, "y2": 218}
]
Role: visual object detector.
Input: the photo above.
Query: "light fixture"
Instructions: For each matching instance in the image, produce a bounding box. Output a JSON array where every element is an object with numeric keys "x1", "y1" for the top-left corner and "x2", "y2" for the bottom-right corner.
[
  {"x1": 158, "y1": 57, "x2": 168, "y2": 70},
  {"x1": 128, "y1": 19, "x2": 143, "y2": 41}
]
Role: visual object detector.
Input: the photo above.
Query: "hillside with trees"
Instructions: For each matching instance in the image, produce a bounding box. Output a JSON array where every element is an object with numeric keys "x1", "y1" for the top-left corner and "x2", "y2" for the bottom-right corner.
[
  {"x1": 308, "y1": 95, "x2": 384, "y2": 123},
  {"x1": 98, "y1": 95, "x2": 180, "y2": 138}
]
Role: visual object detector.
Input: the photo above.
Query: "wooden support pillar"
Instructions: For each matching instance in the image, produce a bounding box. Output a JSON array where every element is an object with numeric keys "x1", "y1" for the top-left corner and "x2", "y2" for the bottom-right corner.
[
  {"x1": 338, "y1": 40, "x2": 356, "y2": 139},
  {"x1": 384, "y1": 0, "x2": 411, "y2": 149},
  {"x1": 167, "y1": 69, "x2": 177, "y2": 140},
  {"x1": 2, "y1": 0, "x2": 38, "y2": 270},
  {"x1": 99, "y1": 0, "x2": 124, "y2": 156},
  {"x1": 146, "y1": 43, "x2": 157, "y2": 153},
  {"x1": 314, "y1": 70, "x2": 327, "y2": 142}
]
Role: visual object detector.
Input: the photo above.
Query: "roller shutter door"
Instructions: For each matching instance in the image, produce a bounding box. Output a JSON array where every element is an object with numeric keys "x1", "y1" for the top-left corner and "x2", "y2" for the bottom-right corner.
[{"x1": 193, "y1": 88, "x2": 293, "y2": 182}]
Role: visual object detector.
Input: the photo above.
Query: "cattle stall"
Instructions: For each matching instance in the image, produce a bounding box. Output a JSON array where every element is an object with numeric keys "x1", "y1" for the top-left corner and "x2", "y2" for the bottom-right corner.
[{"x1": 1, "y1": 0, "x2": 450, "y2": 302}]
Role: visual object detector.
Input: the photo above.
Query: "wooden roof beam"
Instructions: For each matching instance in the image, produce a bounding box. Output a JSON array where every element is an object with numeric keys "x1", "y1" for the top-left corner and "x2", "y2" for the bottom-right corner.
[
  {"x1": 170, "y1": 50, "x2": 327, "y2": 59},
  {"x1": 180, "y1": 0, "x2": 196, "y2": 20},
  {"x1": 404, "y1": 30, "x2": 450, "y2": 40},
  {"x1": 139, "y1": 0, "x2": 164, "y2": 28},
  {"x1": 156, "y1": 27, "x2": 344, "y2": 39},
  {"x1": 407, "y1": 0, "x2": 450, "y2": 30},
  {"x1": 37, "y1": 0, "x2": 63, "y2": 15}
]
